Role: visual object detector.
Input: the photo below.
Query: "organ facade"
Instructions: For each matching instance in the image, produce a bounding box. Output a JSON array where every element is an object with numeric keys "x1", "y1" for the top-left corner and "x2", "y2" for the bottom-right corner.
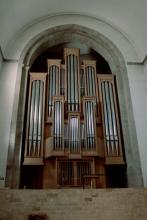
[{"x1": 22, "y1": 48, "x2": 125, "y2": 188}]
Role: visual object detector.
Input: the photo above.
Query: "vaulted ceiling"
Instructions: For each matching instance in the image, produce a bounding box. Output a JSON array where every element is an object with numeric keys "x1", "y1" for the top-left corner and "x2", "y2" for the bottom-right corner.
[{"x1": 0, "y1": 0, "x2": 147, "y2": 60}]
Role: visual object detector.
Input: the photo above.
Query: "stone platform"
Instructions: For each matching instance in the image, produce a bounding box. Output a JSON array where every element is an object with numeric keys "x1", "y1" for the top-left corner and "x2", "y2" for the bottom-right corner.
[{"x1": 0, "y1": 188, "x2": 147, "y2": 220}]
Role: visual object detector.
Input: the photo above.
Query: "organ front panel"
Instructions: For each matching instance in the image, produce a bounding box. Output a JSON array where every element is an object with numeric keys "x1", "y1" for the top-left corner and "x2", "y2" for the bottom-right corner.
[
  {"x1": 98, "y1": 75, "x2": 124, "y2": 164},
  {"x1": 23, "y1": 48, "x2": 125, "y2": 188},
  {"x1": 23, "y1": 73, "x2": 47, "y2": 165},
  {"x1": 68, "y1": 113, "x2": 80, "y2": 154},
  {"x1": 47, "y1": 60, "x2": 61, "y2": 119},
  {"x1": 83, "y1": 97, "x2": 97, "y2": 151},
  {"x1": 53, "y1": 96, "x2": 64, "y2": 151},
  {"x1": 65, "y1": 48, "x2": 80, "y2": 112}
]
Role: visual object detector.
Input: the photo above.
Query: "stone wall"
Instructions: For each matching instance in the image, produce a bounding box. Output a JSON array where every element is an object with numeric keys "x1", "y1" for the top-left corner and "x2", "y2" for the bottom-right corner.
[
  {"x1": 0, "y1": 61, "x2": 18, "y2": 188},
  {"x1": 0, "y1": 188, "x2": 147, "y2": 220}
]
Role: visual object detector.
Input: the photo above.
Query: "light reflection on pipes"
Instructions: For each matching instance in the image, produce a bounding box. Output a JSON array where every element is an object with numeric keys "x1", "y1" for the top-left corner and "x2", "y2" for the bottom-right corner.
[
  {"x1": 28, "y1": 80, "x2": 44, "y2": 157},
  {"x1": 101, "y1": 81, "x2": 119, "y2": 156}
]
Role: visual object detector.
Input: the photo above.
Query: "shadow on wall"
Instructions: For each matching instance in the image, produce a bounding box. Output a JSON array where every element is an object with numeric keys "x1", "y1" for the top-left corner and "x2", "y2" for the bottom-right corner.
[{"x1": 28, "y1": 214, "x2": 48, "y2": 220}]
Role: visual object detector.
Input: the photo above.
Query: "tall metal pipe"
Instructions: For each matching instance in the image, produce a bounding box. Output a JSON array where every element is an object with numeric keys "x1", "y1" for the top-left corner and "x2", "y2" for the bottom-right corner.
[
  {"x1": 105, "y1": 82, "x2": 114, "y2": 154},
  {"x1": 48, "y1": 67, "x2": 53, "y2": 117},
  {"x1": 54, "y1": 102, "x2": 56, "y2": 149},
  {"x1": 32, "y1": 80, "x2": 38, "y2": 156},
  {"x1": 86, "y1": 68, "x2": 90, "y2": 96},
  {"x1": 89, "y1": 67, "x2": 93, "y2": 96},
  {"x1": 108, "y1": 82, "x2": 119, "y2": 155},
  {"x1": 86, "y1": 102, "x2": 90, "y2": 148},
  {"x1": 85, "y1": 103, "x2": 88, "y2": 149},
  {"x1": 91, "y1": 67, "x2": 96, "y2": 96},
  {"x1": 107, "y1": 82, "x2": 115, "y2": 154},
  {"x1": 67, "y1": 56, "x2": 71, "y2": 111},
  {"x1": 88, "y1": 102, "x2": 92, "y2": 149},
  {"x1": 86, "y1": 68, "x2": 89, "y2": 96},
  {"x1": 71, "y1": 55, "x2": 74, "y2": 111},
  {"x1": 76, "y1": 117, "x2": 78, "y2": 152},
  {"x1": 36, "y1": 81, "x2": 40, "y2": 156},
  {"x1": 56, "y1": 102, "x2": 59, "y2": 149},
  {"x1": 101, "y1": 82, "x2": 109, "y2": 154},
  {"x1": 77, "y1": 118, "x2": 79, "y2": 152},
  {"x1": 59, "y1": 101, "x2": 62, "y2": 149},
  {"x1": 29, "y1": 81, "x2": 35, "y2": 155},
  {"x1": 55, "y1": 66, "x2": 57, "y2": 95},
  {"x1": 58, "y1": 102, "x2": 60, "y2": 149},
  {"x1": 90, "y1": 102, "x2": 94, "y2": 149},
  {"x1": 38, "y1": 81, "x2": 43, "y2": 156},
  {"x1": 73, "y1": 118, "x2": 75, "y2": 152},
  {"x1": 87, "y1": 102, "x2": 90, "y2": 149},
  {"x1": 74, "y1": 55, "x2": 78, "y2": 111}
]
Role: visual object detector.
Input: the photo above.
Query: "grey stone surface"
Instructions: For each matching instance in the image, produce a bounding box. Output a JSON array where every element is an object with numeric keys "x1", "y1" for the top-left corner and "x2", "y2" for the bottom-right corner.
[{"x1": 0, "y1": 188, "x2": 147, "y2": 220}]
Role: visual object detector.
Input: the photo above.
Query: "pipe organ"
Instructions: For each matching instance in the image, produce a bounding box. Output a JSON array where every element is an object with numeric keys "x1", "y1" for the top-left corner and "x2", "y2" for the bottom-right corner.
[{"x1": 23, "y1": 48, "x2": 125, "y2": 188}]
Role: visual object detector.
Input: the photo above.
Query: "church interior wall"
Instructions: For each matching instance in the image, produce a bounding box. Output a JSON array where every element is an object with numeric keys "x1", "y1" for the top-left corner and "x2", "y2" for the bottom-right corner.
[
  {"x1": 0, "y1": 48, "x2": 3, "y2": 73},
  {"x1": 127, "y1": 64, "x2": 147, "y2": 186},
  {"x1": 0, "y1": 15, "x2": 147, "y2": 187},
  {"x1": 0, "y1": 61, "x2": 18, "y2": 187}
]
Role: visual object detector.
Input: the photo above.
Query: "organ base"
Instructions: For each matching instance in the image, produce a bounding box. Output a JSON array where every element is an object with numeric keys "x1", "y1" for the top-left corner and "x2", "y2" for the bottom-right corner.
[{"x1": 21, "y1": 157, "x2": 126, "y2": 189}]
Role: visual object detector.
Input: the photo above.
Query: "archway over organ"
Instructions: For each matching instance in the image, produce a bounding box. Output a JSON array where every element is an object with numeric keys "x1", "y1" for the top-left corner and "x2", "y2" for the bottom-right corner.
[
  {"x1": 6, "y1": 24, "x2": 143, "y2": 189},
  {"x1": 21, "y1": 45, "x2": 127, "y2": 188}
]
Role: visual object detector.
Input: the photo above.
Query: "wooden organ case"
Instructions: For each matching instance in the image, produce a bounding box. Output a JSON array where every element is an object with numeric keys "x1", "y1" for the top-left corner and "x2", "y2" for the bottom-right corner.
[{"x1": 22, "y1": 48, "x2": 126, "y2": 189}]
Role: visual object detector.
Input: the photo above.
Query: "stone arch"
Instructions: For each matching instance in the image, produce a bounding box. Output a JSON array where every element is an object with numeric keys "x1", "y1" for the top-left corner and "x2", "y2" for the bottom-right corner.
[{"x1": 6, "y1": 24, "x2": 143, "y2": 188}]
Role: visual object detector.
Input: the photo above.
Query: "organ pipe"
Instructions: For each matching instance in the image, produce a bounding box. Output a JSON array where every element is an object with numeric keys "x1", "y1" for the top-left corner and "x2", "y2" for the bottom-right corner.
[
  {"x1": 53, "y1": 96, "x2": 64, "y2": 150},
  {"x1": 80, "y1": 68, "x2": 85, "y2": 97},
  {"x1": 99, "y1": 75, "x2": 122, "y2": 157},
  {"x1": 28, "y1": 80, "x2": 44, "y2": 156},
  {"x1": 24, "y1": 73, "x2": 46, "y2": 164},
  {"x1": 65, "y1": 48, "x2": 80, "y2": 112},
  {"x1": 60, "y1": 67, "x2": 65, "y2": 95},
  {"x1": 83, "y1": 98, "x2": 96, "y2": 150},
  {"x1": 83, "y1": 60, "x2": 97, "y2": 97},
  {"x1": 69, "y1": 114, "x2": 80, "y2": 153},
  {"x1": 47, "y1": 60, "x2": 61, "y2": 118}
]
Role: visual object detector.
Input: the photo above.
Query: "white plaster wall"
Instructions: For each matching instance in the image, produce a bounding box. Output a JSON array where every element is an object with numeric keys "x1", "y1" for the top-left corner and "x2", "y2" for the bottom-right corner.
[
  {"x1": 4, "y1": 14, "x2": 138, "y2": 62},
  {"x1": 0, "y1": 62, "x2": 18, "y2": 187},
  {"x1": 127, "y1": 64, "x2": 147, "y2": 186},
  {"x1": 0, "y1": 1, "x2": 147, "y2": 60},
  {"x1": 0, "y1": 14, "x2": 147, "y2": 187},
  {"x1": 0, "y1": 49, "x2": 3, "y2": 73},
  {"x1": 144, "y1": 60, "x2": 147, "y2": 81}
]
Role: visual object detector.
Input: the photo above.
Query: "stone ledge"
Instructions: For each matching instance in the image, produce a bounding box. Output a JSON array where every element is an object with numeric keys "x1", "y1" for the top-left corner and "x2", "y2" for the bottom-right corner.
[{"x1": 0, "y1": 188, "x2": 147, "y2": 220}]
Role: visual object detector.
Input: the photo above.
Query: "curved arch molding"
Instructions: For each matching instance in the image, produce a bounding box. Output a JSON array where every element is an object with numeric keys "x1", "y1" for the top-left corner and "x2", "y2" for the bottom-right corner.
[
  {"x1": 4, "y1": 13, "x2": 139, "y2": 62},
  {"x1": 5, "y1": 21, "x2": 143, "y2": 188}
]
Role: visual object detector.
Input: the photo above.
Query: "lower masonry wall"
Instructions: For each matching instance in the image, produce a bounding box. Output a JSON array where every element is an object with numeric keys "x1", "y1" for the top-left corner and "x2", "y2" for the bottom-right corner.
[{"x1": 0, "y1": 188, "x2": 147, "y2": 220}]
